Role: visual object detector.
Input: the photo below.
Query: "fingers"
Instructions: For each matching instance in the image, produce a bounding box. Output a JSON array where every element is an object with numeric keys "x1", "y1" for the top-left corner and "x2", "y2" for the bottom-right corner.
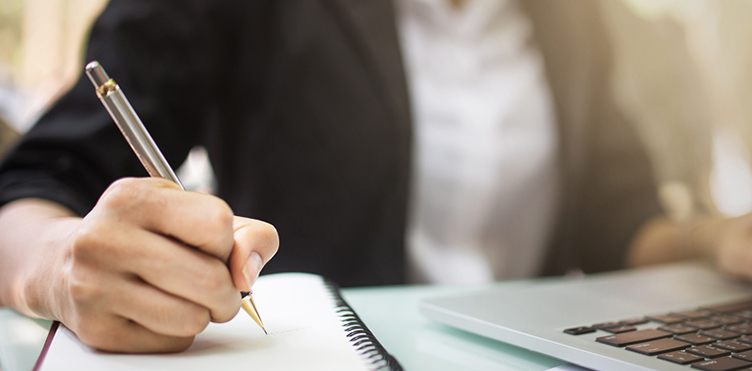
[
  {"x1": 717, "y1": 241, "x2": 752, "y2": 279},
  {"x1": 98, "y1": 178, "x2": 235, "y2": 261},
  {"x1": 111, "y1": 320, "x2": 196, "y2": 354},
  {"x1": 712, "y1": 215, "x2": 752, "y2": 279},
  {"x1": 84, "y1": 227, "x2": 240, "y2": 322},
  {"x1": 113, "y1": 277, "x2": 212, "y2": 337},
  {"x1": 75, "y1": 314, "x2": 196, "y2": 354},
  {"x1": 62, "y1": 261, "x2": 204, "y2": 353},
  {"x1": 228, "y1": 217, "x2": 279, "y2": 291}
]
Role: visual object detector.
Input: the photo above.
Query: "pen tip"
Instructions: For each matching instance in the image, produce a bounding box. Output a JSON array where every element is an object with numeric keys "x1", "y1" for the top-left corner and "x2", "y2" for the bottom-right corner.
[
  {"x1": 240, "y1": 294, "x2": 266, "y2": 334},
  {"x1": 263, "y1": 327, "x2": 268, "y2": 335}
]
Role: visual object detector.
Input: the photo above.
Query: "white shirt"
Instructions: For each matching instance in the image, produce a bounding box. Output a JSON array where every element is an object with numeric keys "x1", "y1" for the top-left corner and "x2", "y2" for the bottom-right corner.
[{"x1": 396, "y1": 0, "x2": 560, "y2": 283}]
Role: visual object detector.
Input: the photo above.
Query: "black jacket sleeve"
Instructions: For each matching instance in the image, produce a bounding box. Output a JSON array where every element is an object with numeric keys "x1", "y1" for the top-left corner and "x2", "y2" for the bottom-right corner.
[{"x1": 0, "y1": 0, "x2": 229, "y2": 215}]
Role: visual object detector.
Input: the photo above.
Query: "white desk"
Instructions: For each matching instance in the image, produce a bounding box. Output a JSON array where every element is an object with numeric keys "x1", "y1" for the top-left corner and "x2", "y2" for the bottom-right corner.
[{"x1": 0, "y1": 283, "x2": 566, "y2": 371}]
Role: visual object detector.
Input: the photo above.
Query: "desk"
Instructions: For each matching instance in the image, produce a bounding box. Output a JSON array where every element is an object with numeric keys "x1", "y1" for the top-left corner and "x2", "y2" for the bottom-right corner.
[{"x1": 0, "y1": 284, "x2": 566, "y2": 371}]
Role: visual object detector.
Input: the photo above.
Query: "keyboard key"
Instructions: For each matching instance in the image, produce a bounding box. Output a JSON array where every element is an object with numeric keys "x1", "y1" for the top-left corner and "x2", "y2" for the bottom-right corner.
[
  {"x1": 686, "y1": 319, "x2": 723, "y2": 330},
  {"x1": 727, "y1": 324, "x2": 752, "y2": 335},
  {"x1": 593, "y1": 322, "x2": 622, "y2": 329},
  {"x1": 736, "y1": 336, "x2": 752, "y2": 344},
  {"x1": 674, "y1": 310, "x2": 713, "y2": 320},
  {"x1": 715, "y1": 340, "x2": 752, "y2": 352},
  {"x1": 737, "y1": 310, "x2": 752, "y2": 320},
  {"x1": 732, "y1": 350, "x2": 752, "y2": 361},
  {"x1": 691, "y1": 357, "x2": 752, "y2": 371},
  {"x1": 659, "y1": 351, "x2": 705, "y2": 365},
  {"x1": 596, "y1": 329, "x2": 672, "y2": 347},
  {"x1": 660, "y1": 323, "x2": 700, "y2": 335},
  {"x1": 627, "y1": 338, "x2": 691, "y2": 356},
  {"x1": 687, "y1": 345, "x2": 732, "y2": 358},
  {"x1": 564, "y1": 326, "x2": 595, "y2": 335},
  {"x1": 676, "y1": 333, "x2": 719, "y2": 345},
  {"x1": 647, "y1": 314, "x2": 685, "y2": 324},
  {"x1": 602, "y1": 325, "x2": 636, "y2": 334},
  {"x1": 702, "y1": 300, "x2": 752, "y2": 314},
  {"x1": 701, "y1": 329, "x2": 742, "y2": 340},
  {"x1": 711, "y1": 315, "x2": 744, "y2": 326},
  {"x1": 620, "y1": 317, "x2": 649, "y2": 326}
]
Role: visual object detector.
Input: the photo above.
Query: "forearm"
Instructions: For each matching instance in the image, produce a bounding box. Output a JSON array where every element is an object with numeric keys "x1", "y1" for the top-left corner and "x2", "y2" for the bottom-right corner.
[
  {"x1": 0, "y1": 199, "x2": 79, "y2": 318},
  {"x1": 626, "y1": 216, "x2": 725, "y2": 268}
]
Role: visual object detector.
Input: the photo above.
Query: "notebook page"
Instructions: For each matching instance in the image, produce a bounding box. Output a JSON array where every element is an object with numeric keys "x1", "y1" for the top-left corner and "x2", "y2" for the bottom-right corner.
[{"x1": 38, "y1": 273, "x2": 373, "y2": 371}]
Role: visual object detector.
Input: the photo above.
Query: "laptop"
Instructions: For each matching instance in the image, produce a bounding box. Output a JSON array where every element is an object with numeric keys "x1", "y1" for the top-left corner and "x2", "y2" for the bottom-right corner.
[{"x1": 420, "y1": 262, "x2": 752, "y2": 371}]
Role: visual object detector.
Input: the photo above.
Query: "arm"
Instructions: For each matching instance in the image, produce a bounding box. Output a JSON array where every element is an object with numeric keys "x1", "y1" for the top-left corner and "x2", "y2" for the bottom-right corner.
[
  {"x1": 0, "y1": 1, "x2": 267, "y2": 352},
  {"x1": 627, "y1": 214, "x2": 752, "y2": 279},
  {"x1": 0, "y1": 178, "x2": 277, "y2": 353},
  {"x1": 626, "y1": 217, "x2": 711, "y2": 266}
]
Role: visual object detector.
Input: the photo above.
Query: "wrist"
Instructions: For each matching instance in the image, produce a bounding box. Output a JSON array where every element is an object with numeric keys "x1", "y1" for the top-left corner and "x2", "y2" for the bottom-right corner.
[
  {"x1": 0, "y1": 199, "x2": 80, "y2": 320},
  {"x1": 24, "y1": 217, "x2": 81, "y2": 321}
]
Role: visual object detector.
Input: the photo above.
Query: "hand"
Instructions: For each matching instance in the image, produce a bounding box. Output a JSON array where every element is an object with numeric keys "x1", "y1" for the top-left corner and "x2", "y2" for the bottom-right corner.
[
  {"x1": 709, "y1": 214, "x2": 752, "y2": 279},
  {"x1": 629, "y1": 213, "x2": 752, "y2": 279},
  {"x1": 0, "y1": 178, "x2": 278, "y2": 353}
]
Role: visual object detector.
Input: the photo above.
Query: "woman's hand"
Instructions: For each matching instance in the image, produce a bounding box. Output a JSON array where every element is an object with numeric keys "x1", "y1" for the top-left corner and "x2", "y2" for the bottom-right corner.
[{"x1": 0, "y1": 177, "x2": 278, "y2": 353}]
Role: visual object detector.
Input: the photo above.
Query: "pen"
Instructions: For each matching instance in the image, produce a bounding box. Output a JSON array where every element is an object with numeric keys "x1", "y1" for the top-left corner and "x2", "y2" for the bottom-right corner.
[{"x1": 84, "y1": 60, "x2": 266, "y2": 335}]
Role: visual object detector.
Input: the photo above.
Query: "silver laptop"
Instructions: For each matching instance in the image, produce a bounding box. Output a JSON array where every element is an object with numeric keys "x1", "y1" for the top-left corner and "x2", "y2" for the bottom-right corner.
[{"x1": 420, "y1": 262, "x2": 752, "y2": 371}]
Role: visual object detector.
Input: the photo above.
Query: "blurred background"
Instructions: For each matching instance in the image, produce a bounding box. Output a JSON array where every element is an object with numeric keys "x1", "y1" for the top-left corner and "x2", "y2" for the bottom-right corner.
[{"x1": 0, "y1": 0, "x2": 752, "y2": 220}]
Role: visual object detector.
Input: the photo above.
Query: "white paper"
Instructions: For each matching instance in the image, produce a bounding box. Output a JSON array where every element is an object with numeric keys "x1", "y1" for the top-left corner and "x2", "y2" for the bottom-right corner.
[{"x1": 38, "y1": 273, "x2": 378, "y2": 371}]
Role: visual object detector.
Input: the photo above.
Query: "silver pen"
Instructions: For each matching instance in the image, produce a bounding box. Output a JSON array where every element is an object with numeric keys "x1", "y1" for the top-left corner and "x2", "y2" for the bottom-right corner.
[{"x1": 84, "y1": 61, "x2": 266, "y2": 334}]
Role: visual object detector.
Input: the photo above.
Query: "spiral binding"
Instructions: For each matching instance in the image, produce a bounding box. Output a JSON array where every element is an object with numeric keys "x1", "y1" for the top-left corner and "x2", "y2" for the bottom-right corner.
[{"x1": 323, "y1": 279, "x2": 404, "y2": 371}]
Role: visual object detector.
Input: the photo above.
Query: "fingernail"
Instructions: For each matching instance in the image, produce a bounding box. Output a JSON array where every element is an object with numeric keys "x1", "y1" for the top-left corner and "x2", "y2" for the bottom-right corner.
[
  {"x1": 242, "y1": 266, "x2": 251, "y2": 291},
  {"x1": 243, "y1": 252, "x2": 263, "y2": 289}
]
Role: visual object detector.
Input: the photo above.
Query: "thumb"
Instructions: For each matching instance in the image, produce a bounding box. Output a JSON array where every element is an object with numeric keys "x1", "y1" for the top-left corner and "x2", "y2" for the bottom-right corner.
[{"x1": 228, "y1": 216, "x2": 279, "y2": 292}]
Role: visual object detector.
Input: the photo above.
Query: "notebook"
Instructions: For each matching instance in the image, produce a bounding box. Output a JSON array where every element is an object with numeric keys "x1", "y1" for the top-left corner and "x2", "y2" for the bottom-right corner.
[
  {"x1": 34, "y1": 273, "x2": 402, "y2": 371},
  {"x1": 421, "y1": 262, "x2": 752, "y2": 371}
]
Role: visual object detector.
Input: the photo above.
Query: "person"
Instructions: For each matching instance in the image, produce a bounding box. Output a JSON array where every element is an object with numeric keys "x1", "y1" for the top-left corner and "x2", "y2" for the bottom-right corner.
[{"x1": 0, "y1": 0, "x2": 749, "y2": 354}]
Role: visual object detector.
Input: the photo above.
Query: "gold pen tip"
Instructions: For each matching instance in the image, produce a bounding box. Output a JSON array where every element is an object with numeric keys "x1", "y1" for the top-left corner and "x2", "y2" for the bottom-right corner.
[{"x1": 241, "y1": 295, "x2": 266, "y2": 333}]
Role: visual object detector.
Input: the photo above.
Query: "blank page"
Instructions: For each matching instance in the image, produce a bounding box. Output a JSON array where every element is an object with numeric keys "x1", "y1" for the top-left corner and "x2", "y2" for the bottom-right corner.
[{"x1": 37, "y1": 273, "x2": 393, "y2": 371}]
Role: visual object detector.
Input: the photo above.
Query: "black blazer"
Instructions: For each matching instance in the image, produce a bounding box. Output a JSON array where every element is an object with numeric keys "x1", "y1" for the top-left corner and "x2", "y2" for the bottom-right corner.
[{"x1": 0, "y1": 0, "x2": 661, "y2": 286}]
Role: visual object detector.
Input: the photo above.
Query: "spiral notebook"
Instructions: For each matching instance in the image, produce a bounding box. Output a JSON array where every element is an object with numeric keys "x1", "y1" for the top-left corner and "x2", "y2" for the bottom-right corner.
[{"x1": 34, "y1": 273, "x2": 402, "y2": 371}]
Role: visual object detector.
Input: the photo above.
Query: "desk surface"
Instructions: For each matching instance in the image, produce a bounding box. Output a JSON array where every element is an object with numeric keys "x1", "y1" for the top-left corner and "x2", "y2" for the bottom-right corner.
[{"x1": 0, "y1": 283, "x2": 565, "y2": 371}]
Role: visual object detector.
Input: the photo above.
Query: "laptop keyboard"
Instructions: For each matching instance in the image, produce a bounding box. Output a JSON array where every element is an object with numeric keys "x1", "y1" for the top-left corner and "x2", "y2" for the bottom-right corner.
[{"x1": 564, "y1": 299, "x2": 752, "y2": 371}]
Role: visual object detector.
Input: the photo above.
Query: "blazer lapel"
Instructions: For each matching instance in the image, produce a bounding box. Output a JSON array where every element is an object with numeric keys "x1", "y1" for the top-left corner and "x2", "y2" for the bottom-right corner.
[
  {"x1": 522, "y1": 1, "x2": 592, "y2": 190},
  {"x1": 324, "y1": 0, "x2": 412, "y2": 135},
  {"x1": 522, "y1": 0, "x2": 625, "y2": 275}
]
